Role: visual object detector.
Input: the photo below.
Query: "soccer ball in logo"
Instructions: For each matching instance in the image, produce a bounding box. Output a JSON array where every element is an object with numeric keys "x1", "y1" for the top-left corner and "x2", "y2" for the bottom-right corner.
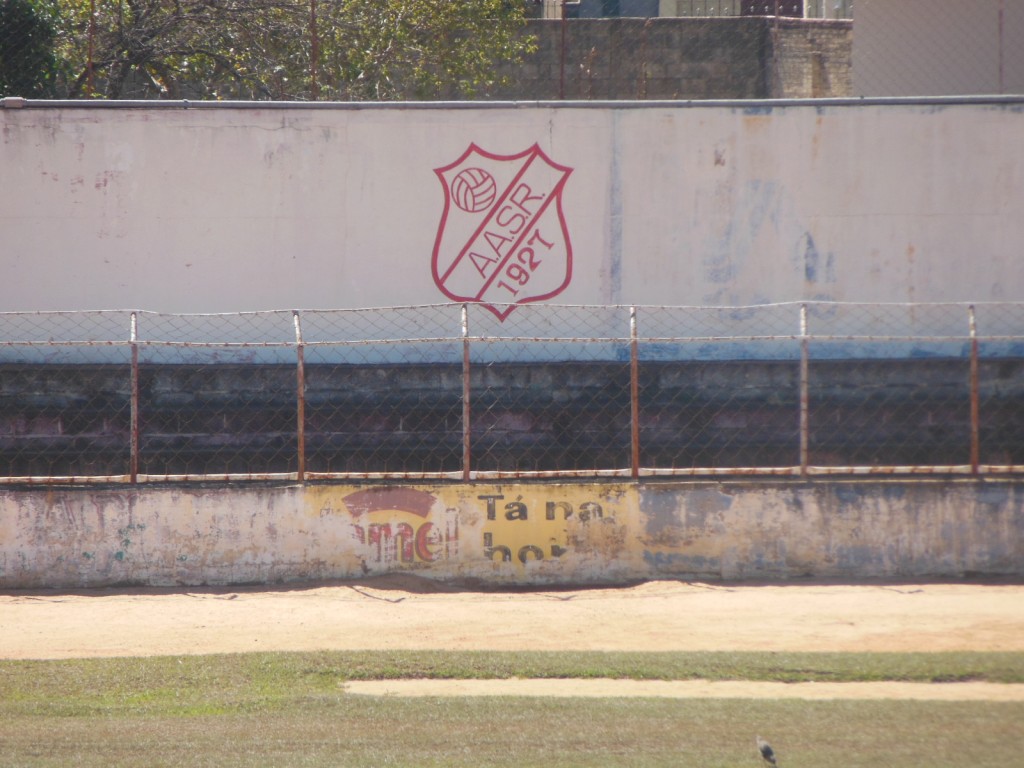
[{"x1": 450, "y1": 167, "x2": 496, "y2": 213}]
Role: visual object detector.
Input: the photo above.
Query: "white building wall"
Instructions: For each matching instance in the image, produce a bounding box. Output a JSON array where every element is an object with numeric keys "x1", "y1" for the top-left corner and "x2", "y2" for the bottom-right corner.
[{"x1": 853, "y1": 0, "x2": 1024, "y2": 96}]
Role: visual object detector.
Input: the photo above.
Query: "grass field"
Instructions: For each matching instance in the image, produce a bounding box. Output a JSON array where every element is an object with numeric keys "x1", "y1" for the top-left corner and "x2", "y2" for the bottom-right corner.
[{"x1": 1, "y1": 651, "x2": 1021, "y2": 767}]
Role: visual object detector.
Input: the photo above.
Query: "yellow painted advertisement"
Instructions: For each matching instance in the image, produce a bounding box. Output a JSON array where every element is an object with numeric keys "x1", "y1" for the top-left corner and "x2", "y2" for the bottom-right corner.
[
  {"x1": 305, "y1": 483, "x2": 640, "y2": 579},
  {"x1": 471, "y1": 486, "x2": 633, "y2": 569}
]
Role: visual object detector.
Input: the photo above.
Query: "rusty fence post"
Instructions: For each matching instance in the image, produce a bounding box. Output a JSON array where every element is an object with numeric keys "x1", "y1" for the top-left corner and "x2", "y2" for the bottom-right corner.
[
  {"x1": 969, "y1": 304, "x2": 980, "y2": 474},
  {"x1": 799, "y1": 303, "x2": 809, "y2": 475},
  {"x1": 462, "y1": 304, "x2": 472, "y2": 481},
  {"x1": 293, "y1": 311, "x2": 306, "y2": 482},
  {"x1": 559, "y1": 0, "x2": 567, "y2": 100},
  {"x1": 129, "y1": 312, "x2": 139, "y2": 483},
  {"x1": 309, "y1": 0, "x2": 320, "y2": 100},
  {"x1": 999, "y1": 0, "x2": 1006, "y2": 94},
  {"x1": 629, "y1": 306, "x2": 640, "y2": 479},
  {"x1": 86, "y1": 0, "x2": 96, "y2": 97}
]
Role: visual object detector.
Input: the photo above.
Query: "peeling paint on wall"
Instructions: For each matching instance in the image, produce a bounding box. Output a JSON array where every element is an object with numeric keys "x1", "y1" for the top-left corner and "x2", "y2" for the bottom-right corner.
[{"x1": 0, "y1": 481, "x2": 1021, "y2": 587}]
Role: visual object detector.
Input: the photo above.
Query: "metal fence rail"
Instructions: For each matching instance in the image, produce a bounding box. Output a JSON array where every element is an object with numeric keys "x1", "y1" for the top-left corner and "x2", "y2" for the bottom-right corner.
[{"x1": 0, "y1": 302, "x2": 1022, "y2": 483}]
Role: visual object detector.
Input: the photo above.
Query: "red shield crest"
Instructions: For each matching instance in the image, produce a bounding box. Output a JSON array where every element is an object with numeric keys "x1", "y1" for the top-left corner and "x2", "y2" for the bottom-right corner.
[{"x1": 432, "y1": 143, "x2": 573, "y2": 320}]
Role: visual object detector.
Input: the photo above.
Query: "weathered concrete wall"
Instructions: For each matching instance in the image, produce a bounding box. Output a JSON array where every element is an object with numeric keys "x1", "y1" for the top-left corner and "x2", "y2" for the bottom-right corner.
[
  {"x1": 3, "y1": 99, "x2": 1022, "y2": 324},
  {"x1": 1, "y1": 480, "x2": 1021, "y2": 588},
  {"x1": 494, "y1": 18, "x2": 770, "y2": 100},
  {"x1": 775, "y1": 18, "x2": 853, "y2": 97},
  {"x1": 492, "y1": 17, "x2": 852, "y2": 100}
]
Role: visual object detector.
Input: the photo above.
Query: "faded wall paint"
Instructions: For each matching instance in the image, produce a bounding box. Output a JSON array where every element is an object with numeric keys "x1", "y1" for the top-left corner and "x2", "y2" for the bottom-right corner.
[
  {"x1": 1, "y1": 481, "x2": 1020, "y2": 588},
  {"x1": 2, "y1": 99, "x2": 1022, "y2": 328}
]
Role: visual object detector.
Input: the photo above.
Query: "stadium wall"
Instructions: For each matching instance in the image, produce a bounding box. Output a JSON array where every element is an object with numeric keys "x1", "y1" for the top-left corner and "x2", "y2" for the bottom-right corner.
[
  {"x1": 3, "y1": 97, "x2": 1022, "y2": 343},
  {"x1": 1, "y1": 480, "x2": 1021, "y2": 588}
]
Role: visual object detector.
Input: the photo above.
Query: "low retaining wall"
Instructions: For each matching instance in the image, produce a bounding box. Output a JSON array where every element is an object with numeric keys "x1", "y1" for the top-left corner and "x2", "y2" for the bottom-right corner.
[{"x1": 1, "y1": 480, "x2": 1021, "y2": 588}]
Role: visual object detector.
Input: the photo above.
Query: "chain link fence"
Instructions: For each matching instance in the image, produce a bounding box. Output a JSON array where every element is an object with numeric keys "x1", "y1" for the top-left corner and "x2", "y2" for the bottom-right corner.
[
  {"x1": 1, "y1": 302, "x2": 1022, "y2": 483},
  {"x1": 1, "y1": 0, "x2": 1019, "y2": 101}
]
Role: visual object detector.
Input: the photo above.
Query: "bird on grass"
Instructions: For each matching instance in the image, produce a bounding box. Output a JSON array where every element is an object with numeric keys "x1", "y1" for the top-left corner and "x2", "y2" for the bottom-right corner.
[{"x1": 756, "y1": 735, "x2": 777, "y2": 766}]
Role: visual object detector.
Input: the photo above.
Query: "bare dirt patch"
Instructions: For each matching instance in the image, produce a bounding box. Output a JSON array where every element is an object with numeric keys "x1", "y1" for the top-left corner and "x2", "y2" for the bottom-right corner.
[
  {"x1": 3, "y1": 577, "x2": 1022, "y2": 661},
  {"x1": 343, "y1": 679, "x2": 1024, "y2": 701}
]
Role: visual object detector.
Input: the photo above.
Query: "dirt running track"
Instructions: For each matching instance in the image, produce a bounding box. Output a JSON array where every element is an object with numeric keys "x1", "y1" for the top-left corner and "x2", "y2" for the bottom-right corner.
[{"x1": 3, "y1": 579, "x2": 1023, "y2": 699}]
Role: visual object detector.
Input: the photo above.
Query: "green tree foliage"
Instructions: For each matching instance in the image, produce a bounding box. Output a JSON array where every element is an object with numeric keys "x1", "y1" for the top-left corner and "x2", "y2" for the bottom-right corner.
[
  {"x1": 0, "y1": 0, "x2": 58, "y2": 96},
  {"x1": 36, "y1": 0, "x2": 534, "y2": 100},
  {"x1": 317, "y1": 0, "x2": 535, "y2": 100}
]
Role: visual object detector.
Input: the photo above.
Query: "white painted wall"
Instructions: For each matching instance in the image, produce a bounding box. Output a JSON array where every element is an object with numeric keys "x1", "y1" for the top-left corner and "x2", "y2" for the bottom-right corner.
[
  {"x1": 854, "y1": 0, "x2": 1024, "y2": 97},
  {"x1": 2, "y1": 100, "x2": 1022, "y2": 320}
]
